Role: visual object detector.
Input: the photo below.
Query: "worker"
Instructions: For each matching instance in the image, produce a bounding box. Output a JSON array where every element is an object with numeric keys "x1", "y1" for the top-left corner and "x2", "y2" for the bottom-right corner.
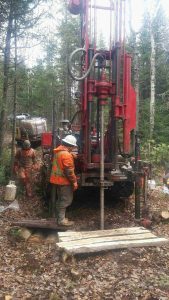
[
  {"x1": 57, "y1": 119, "x2": 72, "y2": 140},
  {"x1": 14, "y1": 140, "x2": 38, "y2": 197},
  {"x1": 50, "y1": 135, "x2": 78, "y2": 226}
]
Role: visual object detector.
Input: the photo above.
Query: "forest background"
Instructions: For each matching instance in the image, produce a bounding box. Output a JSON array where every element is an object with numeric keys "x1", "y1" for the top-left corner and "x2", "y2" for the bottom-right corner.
[{"x1": 0, "y1": 0, "x2": 169, "y2": 182}]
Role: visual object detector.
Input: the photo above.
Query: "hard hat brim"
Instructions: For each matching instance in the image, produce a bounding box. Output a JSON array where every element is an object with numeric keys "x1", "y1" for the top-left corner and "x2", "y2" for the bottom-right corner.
[{"x1": 62, "y1": 140, "x2": 77, "y2": 147}]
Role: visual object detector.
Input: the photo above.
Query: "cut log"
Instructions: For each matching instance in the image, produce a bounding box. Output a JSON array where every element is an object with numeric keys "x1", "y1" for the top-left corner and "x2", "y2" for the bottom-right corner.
[
  {"x1": 161, "y1": 211, "x2": 169, "y2": 220},
  {"x1": 11, "y1": 219, "x2": 71, "y2": 230},
  {"x1": 18, "y1": 228, "x2": 32, "y2": 240}
]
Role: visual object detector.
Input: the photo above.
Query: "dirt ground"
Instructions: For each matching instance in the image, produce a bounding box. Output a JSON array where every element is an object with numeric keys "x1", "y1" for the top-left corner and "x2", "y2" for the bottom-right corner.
[{"x1": 0, "y1": 182, "x2": 169, "y2": 300}]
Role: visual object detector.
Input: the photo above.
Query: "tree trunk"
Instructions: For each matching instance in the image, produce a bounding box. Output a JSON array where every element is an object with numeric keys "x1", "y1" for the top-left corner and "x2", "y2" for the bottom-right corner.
[
  {"x1": 11, "y1": 12, "x2": 17, "y2": 178},
  {"x1": 150, "y1": 27, "x2": 155, "y2": 139},
  {"x1": 0, "y1": 3, "x2": 13, "y2": 158},
  {"x1": 64, "y1": 4, "x2": 69, "y2": 120}
]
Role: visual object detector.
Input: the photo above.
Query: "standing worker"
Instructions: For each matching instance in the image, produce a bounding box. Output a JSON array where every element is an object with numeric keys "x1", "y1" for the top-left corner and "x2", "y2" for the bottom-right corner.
[
  {"x1": 50, "y1": 135, "x2": 78, "y2": 226},
  {"x1": 57, "y1": 119, "x2": 72, "y2": 140},
  {"x1": 14, "y1": 140, "x2": 38, "y2": 197},
  {"x1": 55, "y1": 120, "x2": 72, "y2": 147}
]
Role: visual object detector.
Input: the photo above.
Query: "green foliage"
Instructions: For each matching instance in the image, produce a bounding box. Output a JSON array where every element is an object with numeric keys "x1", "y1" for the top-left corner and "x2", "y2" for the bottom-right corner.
[
  {"x1": 130, "y1": 5, "x2": 169, "y2": 144},
  {"x1": 9, "y1": 227, "x2": 20, "y2": 237},
  {"x1": 142, "y1": 140, "x2": 169, "y2": 167},
  {"x1": 138, "y1": 12, "x2": 151, "y2": 100},
  {"x1": 154, "y1": 98, "x2": 169, "y2": 143},
  {"x1": 139, "y1": 95, "x2": 169, "y2": 144},
  {"x1": 139, "y1": 98, "x2": 150, "y2": 142}
]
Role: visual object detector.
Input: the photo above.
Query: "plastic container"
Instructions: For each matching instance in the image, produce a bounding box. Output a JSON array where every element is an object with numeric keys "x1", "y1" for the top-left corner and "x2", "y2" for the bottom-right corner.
[
  {"x1": 4, "y1": 181, "x2": 17, "y2": 201},
  {"x1": 148, "y1": 179, "x2": 156, "y2": 190}
]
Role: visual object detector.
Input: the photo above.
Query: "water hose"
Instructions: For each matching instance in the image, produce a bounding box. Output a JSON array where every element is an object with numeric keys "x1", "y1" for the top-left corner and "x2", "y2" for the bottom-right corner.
[{"x1": 68, "y1": 48, "x2": 104, "y2": 81}]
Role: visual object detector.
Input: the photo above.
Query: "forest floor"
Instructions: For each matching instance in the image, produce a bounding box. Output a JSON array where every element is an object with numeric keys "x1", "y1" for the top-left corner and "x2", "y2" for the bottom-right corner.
[{"x1": 0, "y1": 173, "x2": 169, "y2": 299}]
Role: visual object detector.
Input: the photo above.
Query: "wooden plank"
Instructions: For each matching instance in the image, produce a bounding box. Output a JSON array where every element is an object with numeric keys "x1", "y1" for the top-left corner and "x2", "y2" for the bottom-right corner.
[
  {"x1": 57, "y1": 237, "x2": 168, "y2": 255},
  {"x1": 59, "y1": 227, "x2": 147, "y2": 237},
  {"x1": 58, "y1": 227, "x2": 149, "y2": 242},
  {"x1": 57, "y1": 232, "x2": 158, "y2": 248},
  {"x1": 57, "y1": 227, "x2": 169, "y2": 255}
]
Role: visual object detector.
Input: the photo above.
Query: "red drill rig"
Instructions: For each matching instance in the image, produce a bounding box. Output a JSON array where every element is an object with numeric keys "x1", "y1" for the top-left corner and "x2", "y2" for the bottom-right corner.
[
  {"x1": 42, "y1": 0, "x2": 150, "y2": 229},
  {"x1": 67, "y1": 0, "x2": 150, "y2": 228}
]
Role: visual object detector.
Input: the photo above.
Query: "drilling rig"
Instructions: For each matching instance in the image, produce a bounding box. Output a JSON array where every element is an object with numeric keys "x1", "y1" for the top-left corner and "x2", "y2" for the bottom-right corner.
[
  {"x1": 41, "y1": 0, "x2": 150, "y2": 229},
  {"x1": 66, "y1": 0, "x2": 150, "y2": 229}
]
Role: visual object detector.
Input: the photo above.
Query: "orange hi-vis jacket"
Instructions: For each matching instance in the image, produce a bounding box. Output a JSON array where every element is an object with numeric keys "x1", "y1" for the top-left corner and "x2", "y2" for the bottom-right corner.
[{"x1": 50, "y1": 145, "x2": 77, "y2": 186}]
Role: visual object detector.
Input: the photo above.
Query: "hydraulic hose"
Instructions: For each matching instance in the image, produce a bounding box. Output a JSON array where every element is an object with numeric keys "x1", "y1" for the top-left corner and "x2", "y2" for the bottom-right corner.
[
  {"x1": 118, "y1": 138, "x2": 133, "y2": 159},
  {"x1": 68, "y1": 48, "x2": 104, "y2": 81}
]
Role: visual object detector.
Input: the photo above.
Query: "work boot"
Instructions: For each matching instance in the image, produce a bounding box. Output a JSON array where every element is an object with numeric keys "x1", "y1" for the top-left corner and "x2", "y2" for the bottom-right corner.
[{"x1": 58, "y1": 218, "x2": 74, "y2": 226}]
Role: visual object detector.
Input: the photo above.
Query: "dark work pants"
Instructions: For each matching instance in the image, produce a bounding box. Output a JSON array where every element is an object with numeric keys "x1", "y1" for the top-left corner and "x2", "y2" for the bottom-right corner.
[{"x1": 56, "y1": 185, "x2": 73, "y2": 222}]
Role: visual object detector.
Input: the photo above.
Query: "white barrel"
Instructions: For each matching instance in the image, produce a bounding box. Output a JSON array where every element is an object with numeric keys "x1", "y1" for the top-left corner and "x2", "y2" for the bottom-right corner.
[
  {"x1": 148, "y1": 179, "x2": 156, "y2": 190},
  {"x1": 4, "y1": 181, "x2": 17, "y2": 201}
]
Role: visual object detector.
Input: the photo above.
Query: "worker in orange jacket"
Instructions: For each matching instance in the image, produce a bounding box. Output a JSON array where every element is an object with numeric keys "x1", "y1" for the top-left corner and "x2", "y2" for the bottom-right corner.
[
  {"x1": 14, "y1": 140, "x2": 39, "y2": 197},
  {"x1": 50, "y1": 135, "x2": 78, "y2": 226}
]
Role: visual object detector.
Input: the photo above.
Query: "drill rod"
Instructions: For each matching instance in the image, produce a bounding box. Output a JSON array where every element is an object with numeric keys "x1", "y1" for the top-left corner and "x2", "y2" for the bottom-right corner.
[{"x1": 100, "y1": 105, "x2": 105, "y2": 230}]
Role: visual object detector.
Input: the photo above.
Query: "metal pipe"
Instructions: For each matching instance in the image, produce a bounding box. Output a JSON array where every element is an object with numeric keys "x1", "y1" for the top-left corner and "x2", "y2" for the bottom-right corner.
[
  {"x1": 97, "y1": 100, "x2": 100, "y2": 146},
  {"x1": 135, "y1": 174, "x2": 141, "y2": 220},
  {"x1": 100, "y1": 105, "x2": 104, "y2": 230},
  {"x1": 94, "y1": 0, "x2": 97, "y2": 50},
  {"x1": 50, "y1": 185, "x2": 56, "y2": 218},
  {"x1": 135, "y1": 134, "x2": 141, "y2": 220},
  {"x1": 143, "y1": 173, "x2": 148, "y2": 205},
  {"x1": 88, "y1": 101, "x2": 92, "y2": 162},
  {"x1": 50, "y1": 96, "x2": 57, "y2": 218}
]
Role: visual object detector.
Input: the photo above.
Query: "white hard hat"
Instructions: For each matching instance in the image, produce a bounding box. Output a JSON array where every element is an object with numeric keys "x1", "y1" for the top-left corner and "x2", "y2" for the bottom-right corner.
[
  {"x1": 60, "y1": 119, "x2": 69, "y2": 124},
  {"x1": 62, "y1": 135, "x2": 77, "y2": 147},
  {"x1": 23, "y1": 139, "x2": 31, "y2": 149}
]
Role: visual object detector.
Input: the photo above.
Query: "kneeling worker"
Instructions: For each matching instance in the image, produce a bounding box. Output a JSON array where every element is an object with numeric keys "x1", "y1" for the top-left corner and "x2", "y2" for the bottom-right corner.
[{"x1": 50, "y1": 135, "x2": 78, "y2": 226}]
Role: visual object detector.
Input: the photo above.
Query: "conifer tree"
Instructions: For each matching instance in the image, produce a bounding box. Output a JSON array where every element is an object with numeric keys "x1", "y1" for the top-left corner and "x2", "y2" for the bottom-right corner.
[{"x1": 0, "y1": 0, "x2": 44, "y2": 157}]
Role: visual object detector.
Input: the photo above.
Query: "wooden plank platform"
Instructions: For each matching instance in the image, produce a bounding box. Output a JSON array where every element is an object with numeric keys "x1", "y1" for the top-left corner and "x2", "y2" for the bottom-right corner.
[
  {"x1": 11, "y1": 219, "x2": 69, "y2": 230},
  {"x1": 57, "y1": 227, "x2": 168, "y2": 255}
]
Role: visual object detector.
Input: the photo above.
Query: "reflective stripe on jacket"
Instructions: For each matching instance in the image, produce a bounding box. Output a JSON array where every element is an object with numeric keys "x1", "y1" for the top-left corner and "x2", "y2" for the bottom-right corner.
[{"x1": 50, "y1": 145, "x2": 77, "y2": 185}]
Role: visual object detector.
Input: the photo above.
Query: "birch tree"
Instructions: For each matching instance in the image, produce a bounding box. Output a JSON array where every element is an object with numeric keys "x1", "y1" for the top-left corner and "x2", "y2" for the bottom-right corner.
[
  {"x1": 148, "y1": 0, "x2": 161, "y2": 139},
  {"x1": 138, "y1": 0, "x2": 169, "y2": 141},
  {"x1": 150, "y1": 19, "x2": 155, "y2": 139}
]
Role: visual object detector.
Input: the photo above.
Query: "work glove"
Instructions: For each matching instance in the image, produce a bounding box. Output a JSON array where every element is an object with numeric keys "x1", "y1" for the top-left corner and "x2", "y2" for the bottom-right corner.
[{"x1": 73, "y1": 182, "x2": 78, "y2": 191}]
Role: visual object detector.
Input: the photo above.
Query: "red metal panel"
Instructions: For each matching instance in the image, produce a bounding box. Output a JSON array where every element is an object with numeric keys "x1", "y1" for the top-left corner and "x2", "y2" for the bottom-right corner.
[
  {"x1": 41, "y1": 132, "x2": 52, "y2": 147},
  {"x1": 123, "y1": 54, "x2": 136, "y2": 153}
]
